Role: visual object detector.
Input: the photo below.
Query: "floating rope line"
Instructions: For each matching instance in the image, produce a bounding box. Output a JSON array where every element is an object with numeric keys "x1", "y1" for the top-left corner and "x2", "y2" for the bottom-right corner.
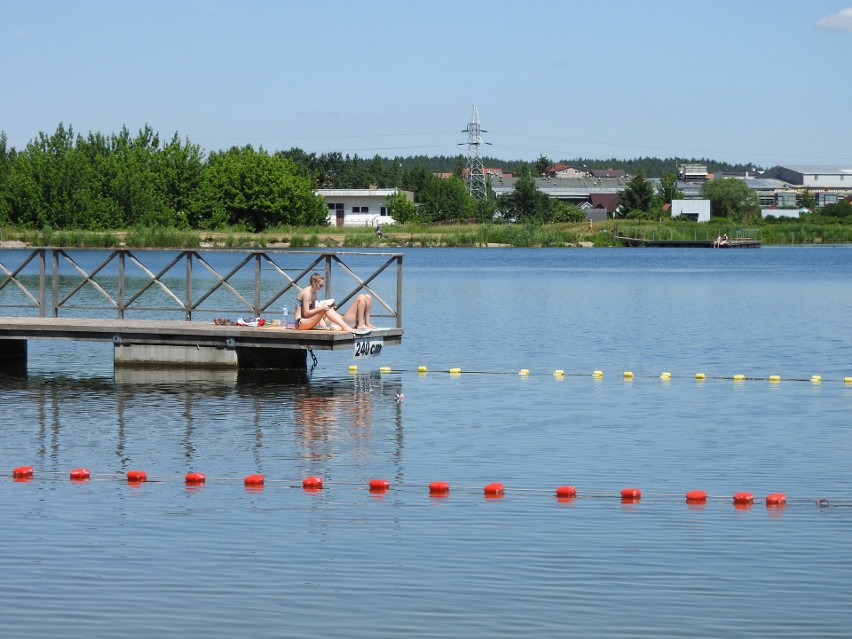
[
  {"x1": 358, "y1": 366, "x2": 852, "y2": 385},
  {"x1": 3, "y1": 466, "x2": 838, "y2": 509}
]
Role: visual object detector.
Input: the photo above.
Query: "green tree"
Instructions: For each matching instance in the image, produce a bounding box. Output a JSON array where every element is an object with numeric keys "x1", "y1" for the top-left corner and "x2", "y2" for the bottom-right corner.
[
  {"x1": 498, "y1": 165, "x2": 552, "y2": 222},
  {"x1": 799, "y1": 186, "x2": 817, "y2": 211},
  {"x1": 658, "y1": 172, "x2": 684, "y2": 205},
  {"x1": 534, "y1": 155, "x2": 551, "y2": 177},
  {"x1": 821, "y1": 200, "x2": 852, "y2": 220},
  {"x1": 105, "y1": 125, "x2": 169, "y2": 228},
  {"x1": 0, "y1": 132, "x2": 13, "y2": 224},
  {"x1": 158, "y1": 133, "x2": 205, "y2": 228},
  {"x1": 416, "y1": 174, "x2": 474, "y2": 222},
  {"x1": 701, "y1": 178, "x2": 760, "y2": 221},
  {"x1": 473, "y1": 193, "x2": 498, "y2": 223},
  {"x1": 385, "y1": 191, "x2": 417, "y2": 223},
  {"x1": 550, "y1": 201, "x2": 586, "y2": 223},
  {"x1": 452, "y1": 156, "x2": 465, "y2": 179},
  {"x1": 5, "y1": 123, "x2": 110, "y2": 229},
  {"x1": 194, "y1": 146, "x2": 325, "y2": 231},
  {"x1": 618, "y1": 171, "x2": 655, "y2": 218}
]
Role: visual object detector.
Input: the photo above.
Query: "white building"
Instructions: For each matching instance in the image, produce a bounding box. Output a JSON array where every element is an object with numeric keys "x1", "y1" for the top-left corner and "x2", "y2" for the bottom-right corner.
[
  {"x1": 315, "y1": 188, "x2": 413, "y2": 227},
  {"x1": 678, "y1": 164, "x2": 708, "y2": 182},
  {"x1": 774, "y1": 165, "x2": 852, "y2": 190},
  {"x1": 671, "y1": 199, "x2": 711, "y2": 222}
]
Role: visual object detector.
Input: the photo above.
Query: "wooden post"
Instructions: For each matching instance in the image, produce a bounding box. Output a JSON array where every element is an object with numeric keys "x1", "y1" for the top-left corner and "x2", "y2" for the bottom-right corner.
[
  {"x1": 38, "y1": 249, "x2": 46, "y2": 318},
  {"x1": 185, "y1": 251, "x2": 193, "y2": 321},
  {"x1": 118, "y1": 251, "x2": 125, "y2": 319},
  {"x1": 396, "y1": 255, "x2": 403, "y2": 328},
  {"x1": 52, "y1": 250, "x2": 59, "y2": 317}
]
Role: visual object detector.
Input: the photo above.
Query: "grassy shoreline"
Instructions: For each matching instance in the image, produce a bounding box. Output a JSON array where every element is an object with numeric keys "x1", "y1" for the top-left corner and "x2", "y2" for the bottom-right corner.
[{"x1": 2, "y1": 220, "x2": 851, "y2": 249}]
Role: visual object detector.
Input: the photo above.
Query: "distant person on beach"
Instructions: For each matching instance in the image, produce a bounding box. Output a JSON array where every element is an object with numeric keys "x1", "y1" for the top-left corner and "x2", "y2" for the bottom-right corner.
[
  {"x1": 714, "y1": 235, "x2": 722, "y2": 248},
  {"x1": 376, "y1": 225, "x2": 383, "y2": 238},
  {"x1": 588, "y1": 218, "x2": 593, "y2": 232},
  {"x1": 295, "y1": 273, "x2": 373, "y2": 330}
]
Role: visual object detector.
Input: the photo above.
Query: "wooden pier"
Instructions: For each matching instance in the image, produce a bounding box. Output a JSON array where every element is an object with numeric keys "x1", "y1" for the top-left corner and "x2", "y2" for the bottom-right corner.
[
  {"x1": 0, "y1": 316, "x2": 402, "y2": 372},
  {"x1": 0, "y1": 248, "x2": 404, "y2": 373}
]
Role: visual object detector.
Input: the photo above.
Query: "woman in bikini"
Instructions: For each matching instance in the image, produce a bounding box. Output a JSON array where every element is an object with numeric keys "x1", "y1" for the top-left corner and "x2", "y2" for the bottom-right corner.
[{"x1": 295, "y1": 273, "x2": 374, "y2": 331}]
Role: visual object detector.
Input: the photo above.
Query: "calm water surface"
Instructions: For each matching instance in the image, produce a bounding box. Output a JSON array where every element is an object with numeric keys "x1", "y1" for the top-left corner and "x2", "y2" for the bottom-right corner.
[{"x1": 2, "y1": 246, "x2": 852, "y2": 638}]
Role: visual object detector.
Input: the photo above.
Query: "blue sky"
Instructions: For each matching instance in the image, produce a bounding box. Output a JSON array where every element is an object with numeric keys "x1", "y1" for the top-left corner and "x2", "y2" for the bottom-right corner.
[{"x1": 3, "y1": 1, "x2": 851, "y2": 166}]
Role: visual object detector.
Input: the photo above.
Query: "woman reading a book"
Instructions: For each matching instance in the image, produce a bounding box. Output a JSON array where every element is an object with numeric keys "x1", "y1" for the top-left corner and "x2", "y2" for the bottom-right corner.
[{"x1": 295, "y1": 273, "x2": 373, "y2": 331}]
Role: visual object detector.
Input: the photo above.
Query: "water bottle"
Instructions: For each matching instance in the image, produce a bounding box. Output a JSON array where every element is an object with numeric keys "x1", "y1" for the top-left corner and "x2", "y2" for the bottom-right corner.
[{"x1": 282, "y1": 305, "x2": 289, "y2": 328}]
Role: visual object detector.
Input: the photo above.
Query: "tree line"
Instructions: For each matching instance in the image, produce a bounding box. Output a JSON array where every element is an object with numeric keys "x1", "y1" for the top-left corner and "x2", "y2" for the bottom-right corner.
[{"x1": 2, "y1": 124, "x2": 844, "y2": 231}]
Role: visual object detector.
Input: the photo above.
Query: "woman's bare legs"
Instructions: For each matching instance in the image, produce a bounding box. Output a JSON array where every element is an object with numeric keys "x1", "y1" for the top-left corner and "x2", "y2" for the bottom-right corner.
[{"x1": 341, "y1": 294, "x2": 373, "y2": 328}]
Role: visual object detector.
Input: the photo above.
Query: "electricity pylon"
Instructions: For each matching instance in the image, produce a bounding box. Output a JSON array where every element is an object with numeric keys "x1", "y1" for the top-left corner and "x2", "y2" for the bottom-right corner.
[{"x1": 460, "y1": 105, "x2": 490, "y2": 200}]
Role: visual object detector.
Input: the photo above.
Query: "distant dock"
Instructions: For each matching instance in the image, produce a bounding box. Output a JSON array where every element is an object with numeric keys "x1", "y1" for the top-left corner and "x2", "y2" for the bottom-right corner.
[{"x1": 613, "y1": 235, "x2": 761, "y2": 248}]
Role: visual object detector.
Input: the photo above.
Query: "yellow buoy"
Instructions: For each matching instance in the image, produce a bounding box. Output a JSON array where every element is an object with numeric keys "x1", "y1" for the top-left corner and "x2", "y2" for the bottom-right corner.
[
  {"x1": 811, "y1": 375, "x2": 822, "y2": 383},
  {"x1": 623, "y1": 371, "x2": 633, "y2": 379},
  {"x1": 660, "y1": 372, "x2": 671, "y2": 380},
  {"x1": 348, "y1": 365, "x2": 358, "y2": 373},
  {"x1": 379, "y1": 366, "x2": 391, "y2": 373},
  {"x1": 449, "y1": 367, "x2": 462, "y2": 374},
  {"x1": 733, "y1": 374, "x2": 745, "y2": 381},
  {"x1": 519, "y1": 369, "x2": 530, "y2": 376},
  {"x1": 418, "y1": 365, "x2": 428, "y2": 374},
  {"x1": 769, "y1": 375, "x2": 781, "y2": 383},
  {"x1": 553, "y1": 369, "x2": 565, "y2": 377},
  {"x1": 592, "y1": 370, "x2": 604, "y2": 378},
  {"x1": 695, "y1": 373, "x2": 706, "y2": 380},
  {"x1": 845, "y1": 377, "x2": 852, "y2": 384}
]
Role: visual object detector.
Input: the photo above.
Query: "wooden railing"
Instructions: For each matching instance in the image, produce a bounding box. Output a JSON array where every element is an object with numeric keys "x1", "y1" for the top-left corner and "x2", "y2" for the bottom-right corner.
[{"x1": 0, "y1": 248, "x2": 403, "y2": 327}]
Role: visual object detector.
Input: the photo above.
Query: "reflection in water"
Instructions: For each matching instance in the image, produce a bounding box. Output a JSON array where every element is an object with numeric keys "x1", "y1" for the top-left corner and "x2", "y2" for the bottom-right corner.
[
  {"x1": 114, "y1": 368, "x2": 239, "y2": 387},
  {"x1": 16, "y1": 367, "x2": 403, "y2": 474},
  {"x1": 293, "y1": 373, "x2": 403, "y2": 467}
]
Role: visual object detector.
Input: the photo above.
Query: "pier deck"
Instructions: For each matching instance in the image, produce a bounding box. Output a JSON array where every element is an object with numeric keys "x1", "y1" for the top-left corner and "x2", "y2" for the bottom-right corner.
[
  {"x1": 0, "y1": 316, "x2": 401, "y2": 371},
  {"x1": 0, "y1": 316, "x2": 401, "y2": 350}
]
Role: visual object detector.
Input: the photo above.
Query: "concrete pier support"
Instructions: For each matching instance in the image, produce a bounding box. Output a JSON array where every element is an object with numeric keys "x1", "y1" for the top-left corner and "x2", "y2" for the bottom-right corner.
[
  {"x1": 115, "y1": 344, "x2": 238, "y2": 368},
  {"x1": 114, "y1": 344, "x2": 308, "y2": 370},
  {"x1": 0, "y1": 339, "x2": 27, "y2": 376}
]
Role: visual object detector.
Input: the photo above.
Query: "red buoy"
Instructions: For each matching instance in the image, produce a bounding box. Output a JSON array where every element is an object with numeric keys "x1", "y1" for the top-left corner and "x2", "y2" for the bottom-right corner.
[
  {"x1": 484, "y1": 482, "x2": 504, "y2": 496},
  {"x1": 555, "y1": 485, "x2": 577, "y2": 498},
  {"x1": 13, "y1": 465, "x2": 34, "y2": 478},
  {"x1": 686, "y1": 490, "x2": 707, "y2": 503},
  {"x1": 369, "y1": 479, "x2": 390, "y2": 492},
  {"x1": 244, "y1": 474, "x2": 264, "y2": 486},
  {"x1": 621, "y1": 488, "x2": 641, "y2": 501},
  {"x1": 185, "y1": 472, "x2": 206, "y2": 485},
  {"x1": 766, "y1": 493, "x2": 787, "y2": 506},
  {"x1": 303, "y1": 476, "x2": 323, "y2": 489},
  {"x1": 429, "y1": 481, "x2": 450, "y2": 495},
  {"x1": 733, "y1": 492, "x2": 754, "y2": 504},
  {"x1": 70, "y1": 468, "x2": 91, "y2": 481},
  {"x1": 127, "y1": 470, "x2": 147, "y2": 483}
]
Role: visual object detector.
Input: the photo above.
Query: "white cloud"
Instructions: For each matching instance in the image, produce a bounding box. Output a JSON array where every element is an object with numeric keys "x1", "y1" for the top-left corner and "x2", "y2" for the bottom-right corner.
[{"x1": 816, "y1": 8, "x2": 852, "y2": 32}]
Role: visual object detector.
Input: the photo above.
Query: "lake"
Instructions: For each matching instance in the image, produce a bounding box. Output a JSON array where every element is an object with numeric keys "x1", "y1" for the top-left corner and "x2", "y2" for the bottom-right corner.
[{"x1": 2, "y1": 245, "x2": 852, "y2": 638}]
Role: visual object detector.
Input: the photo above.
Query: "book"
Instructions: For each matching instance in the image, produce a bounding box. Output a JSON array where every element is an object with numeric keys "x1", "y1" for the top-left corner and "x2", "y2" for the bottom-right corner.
[{"x1": 317, "y1": 298, "x2": 335, "y2": 308}]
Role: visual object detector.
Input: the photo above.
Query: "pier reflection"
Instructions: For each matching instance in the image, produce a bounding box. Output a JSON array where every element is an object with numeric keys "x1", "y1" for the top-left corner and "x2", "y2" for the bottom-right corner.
[{"x1": 14, "y1": 367, "x2": 403, "y2": 474}]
